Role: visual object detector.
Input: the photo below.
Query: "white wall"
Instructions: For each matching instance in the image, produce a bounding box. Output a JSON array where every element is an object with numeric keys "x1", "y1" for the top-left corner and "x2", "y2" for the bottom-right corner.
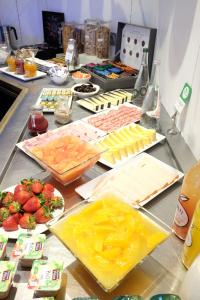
[
  {"x1": 157, "y1": 0, "x2": 200, "y2": 159},
  {"x1": 0, "y1": 0, "x2": 200, "y2": 158}
]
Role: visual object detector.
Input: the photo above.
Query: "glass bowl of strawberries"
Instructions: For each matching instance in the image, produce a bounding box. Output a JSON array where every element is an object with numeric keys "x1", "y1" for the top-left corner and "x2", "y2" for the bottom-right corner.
[{"x1": 0, "y1": 178, "x2": 64, "y2": 238}]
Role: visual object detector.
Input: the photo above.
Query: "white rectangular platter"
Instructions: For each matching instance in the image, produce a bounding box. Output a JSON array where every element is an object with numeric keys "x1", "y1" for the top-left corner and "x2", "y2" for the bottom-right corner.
[
  {"x1": 16, "y1": 119, "x2": 106, "y2": 156},
  {"x1": 92, "y1": 125, "x2": 166, "y2": 168},
  {"x1": 75, "y1": 152, "x2": 184, "y2": 208},
  {"x1": 82, "y1": 103, "x2": 142, "y2": 133},
  {"x1": 35, "y1": 87, "x2": 73, "y2": 112},
  {"x1": 0, "y1": 67, "x2": 46, "y2": 81}
]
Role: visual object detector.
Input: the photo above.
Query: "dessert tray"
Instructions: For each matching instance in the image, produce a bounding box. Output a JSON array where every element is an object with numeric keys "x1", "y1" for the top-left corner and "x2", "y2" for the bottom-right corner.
[
  {"x1": 75, "y1": 152, "x2": 184, "y2": 208},
  {"x1": 0, "y1": 67, "x2": 46, "y2": 81}
]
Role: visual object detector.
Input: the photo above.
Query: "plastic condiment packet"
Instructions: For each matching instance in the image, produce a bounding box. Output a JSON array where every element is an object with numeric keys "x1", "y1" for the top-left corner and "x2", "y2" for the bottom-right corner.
[
  {"x1": 12, "y1": 233, "x2": 46, "y2": 260},
  {"x1": 0, "y1": 261, "x2": 17, "y2": 293},
  {"x1": 28, "y1": 260, "x2": 64, "y2": 291},
  {"x1": 0, "y1": 235, "x2": 8, "y2": 259}
]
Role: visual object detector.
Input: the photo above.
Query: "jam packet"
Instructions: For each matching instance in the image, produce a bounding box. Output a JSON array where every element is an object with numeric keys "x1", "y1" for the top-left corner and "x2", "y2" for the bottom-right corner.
[
  {"x1": 28, "y1": 260, "x2": 64, "y2": 297},
  {"x1": 0, "y1": 261, "x2": 17, "y2": 299},
  {"x1": 12, "y1": 233, "x2": 46, "y2": 267}
]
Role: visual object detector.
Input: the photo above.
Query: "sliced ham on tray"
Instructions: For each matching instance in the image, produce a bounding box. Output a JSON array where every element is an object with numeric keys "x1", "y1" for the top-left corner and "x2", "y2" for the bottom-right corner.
[{"x1": 87, "y1": 105, "x2": 141, "y2": 133}]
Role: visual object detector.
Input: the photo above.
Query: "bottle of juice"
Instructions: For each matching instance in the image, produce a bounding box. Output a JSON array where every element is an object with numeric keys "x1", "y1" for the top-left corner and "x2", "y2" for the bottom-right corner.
[
  {"x1": 7, "y1": 53, "x2": 16, "y2": 72},
  {"x1": 181, "y1": 200, "x2": 200, "y2": 269},
  {"x1": 172, "y1": 160, "x2": 200, "y2": 240},
  {"x1": 24, "y1": 59, "x2": 37, "y2": 78}
]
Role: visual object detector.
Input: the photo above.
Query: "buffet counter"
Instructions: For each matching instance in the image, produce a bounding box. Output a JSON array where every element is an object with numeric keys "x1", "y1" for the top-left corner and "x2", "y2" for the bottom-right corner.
[{"x1": 0, "y1": 72, "x2": 196, "y2": 300}]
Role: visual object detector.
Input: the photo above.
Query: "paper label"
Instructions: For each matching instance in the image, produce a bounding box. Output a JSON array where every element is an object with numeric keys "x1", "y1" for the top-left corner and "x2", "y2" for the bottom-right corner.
[
  {"x1": 175, "y1": 82, "x2": 192, "y2": 114},
  {"x1": 65, "y1": 51, "x2": 73, "y2": 62},
  {"x1": 174, "y1": 198, "x2": 189, "y2": 227}
]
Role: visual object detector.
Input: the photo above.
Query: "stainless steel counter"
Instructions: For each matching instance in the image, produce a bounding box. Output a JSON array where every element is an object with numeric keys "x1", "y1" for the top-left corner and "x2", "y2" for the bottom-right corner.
[{"x1": 0, "y1": 72, "x2": 197, "y2": 300}]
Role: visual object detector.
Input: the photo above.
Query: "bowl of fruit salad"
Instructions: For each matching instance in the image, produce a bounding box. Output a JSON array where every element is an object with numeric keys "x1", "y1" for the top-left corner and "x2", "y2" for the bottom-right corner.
[
  {"x1": 24, "y1": 135, "x2": 103, "y2": 185},
  {"x1": 0, "y1": 178, "x2": 64, "y2": 238},
  {"x1": 47, "y1": 189, "x2": 171, "y2": 292}
]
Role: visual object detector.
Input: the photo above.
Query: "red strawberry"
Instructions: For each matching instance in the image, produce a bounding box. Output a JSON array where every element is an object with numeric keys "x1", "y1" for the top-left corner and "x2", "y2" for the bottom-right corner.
[
  {"x1": 2, "y1": 192, "x2": 14, "y2": 207},
  {"x1": 50, "y1": 196, "x2": 63, "y2": 210},
  {"x1": 12, "y1": 213, "x2": 23, "y2": 224},
  {"x1": 40, "y1": 190, "x2": 53, "y2": 201},
  {"x1": 2, "y1": 215, "x2": 18, "y2": 231},
  {"x1": 23, "y1": 196, "x2": 43, "y2": 213},
  {"x1": 34, "y1": 206, "x2": 52, "y2": 224},
  {"x1": 0, "y1": 207, "x2": 10, "y2": 222},
  {"x1": 43, "y1": 183, "x2": 54, "y2": 193},
  {"x1": 31, "y1": 180, "x2": 43, "y2": 194},
  {"x1": 14, "y1": 184, "x2": 27, "y2": 194},
  {"x1": 19, "y1": 213, "x2": 36, "y2": 229},
  {"x1": 8, "y1": 201, "x2": 21, "y2": 214},
  {"x1": 14, "y1": 190, "x2": 32, "y2": 205}
]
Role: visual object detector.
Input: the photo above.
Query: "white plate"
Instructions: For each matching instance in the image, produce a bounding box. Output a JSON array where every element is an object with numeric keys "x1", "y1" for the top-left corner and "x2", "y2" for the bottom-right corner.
[
  {"x1": 71, "y1": 83, "x2": 100, "y2": 99},
  {"x1": 82, "y1": 103, "x2": 142, "y2": 132},
  {"x1": 0, "y1": 185, "x2": 64, "y2": 239},
  {"x1": 35, "y1": 87, "x2": 73, "y2": 112},
  {"x1": 75, "y1": 152, "x2": 184, "y2": 208},
  {"x1": 94, "y1": 128, "x2": 166, "y2": 168},
  {"x1": 0, "y1": 67, "x2": 46, "y2": 81}
]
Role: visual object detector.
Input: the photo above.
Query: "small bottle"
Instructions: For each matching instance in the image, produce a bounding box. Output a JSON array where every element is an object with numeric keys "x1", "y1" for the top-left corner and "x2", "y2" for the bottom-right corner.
[
  {"x1": 172, "y1": 160, "x2": 200, "y2": 240},
  {"x1": 65, "y1": 38, "x2": 78, "y2": 69},
  {"x1": 132, "y1": 48, "x2": 149, "y2": 107},
  {"x1": 7, "y1": 52, "x2": 16, "y2": 72},
  {"x1": 28, "y1": 105, "x2": 48, "y2": 135},
  {"x1": 182, "y1": 200, "x2": 200, "y2": 269},
  {"x1": 15, "y1": 54, "x2": 25, "y2": 75},
  {"x1": 140, "y1": 60, "x2": 160, "y2": 131},
  {"x1": 24, "y1": 59, "x2": 37, "y2": 78}
]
